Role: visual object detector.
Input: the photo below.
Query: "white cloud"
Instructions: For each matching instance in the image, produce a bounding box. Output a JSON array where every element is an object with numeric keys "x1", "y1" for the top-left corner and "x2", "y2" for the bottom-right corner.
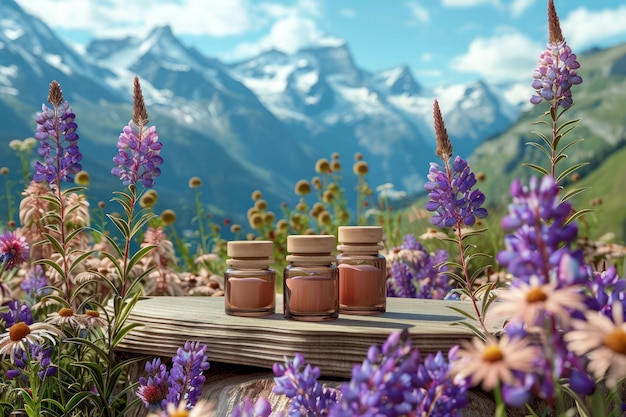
[
  {"x1": 441, "y1": 0, "x2": 498, "y2": 7},
  {"x1": 450, "y1": 28, "x2": 542, "y2": 82},
  {"x1": 15, "y1": 0, "x2": 258, "y2": 38},
  {"x1": 406, "y1": 2, "x2": 430, "y2": 24},
  {"x1": 510, "y1": 0, "x2": 536, "y2": 18},
  {"x1": 421, "y1": 52, "x2": 433, "y2": 62},
  {"x1": 561, "y1": 6, "x2": 626, "y2": 50},
  {"x1": 223, "y1": 4, "x2": 343, "y2": 61}
]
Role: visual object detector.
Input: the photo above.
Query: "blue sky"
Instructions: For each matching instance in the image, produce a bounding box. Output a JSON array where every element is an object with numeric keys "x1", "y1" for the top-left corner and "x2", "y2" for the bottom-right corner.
[{"x1": 15, "y1": 0, "x2": 626, "y2": 88}]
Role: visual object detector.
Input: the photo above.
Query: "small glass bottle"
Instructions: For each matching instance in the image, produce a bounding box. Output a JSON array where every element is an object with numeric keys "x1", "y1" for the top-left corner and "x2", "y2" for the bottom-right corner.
[
  {"x1": 224, "y1": 240, "x2": 276, "y2": 317},
  {"x1": 337, "y1": 226, "x2": 386, "y2": 315},
  {"x1": 283, "y1": 235, "x2": 339, "y2": 321}
]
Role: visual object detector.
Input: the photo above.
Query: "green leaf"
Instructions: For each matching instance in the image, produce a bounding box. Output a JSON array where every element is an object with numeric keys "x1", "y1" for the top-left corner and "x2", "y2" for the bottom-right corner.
[
  {"x1": 522, "y1": 162, "x2": 549, "y2": 176},
  {"x1": 555, "y1": 118, "x2": 580, "y2": 135},
  {"x1": 125, "y1": 244, "x2": 157, "y2": 276},
  {"x1": 556, "y1": 162, "x2": 590, "y2": 183},
  {"x1": 566, "y1": 208, "x2": 594, "y2": 225},
  {"x1": 107, "y1": 214, "x2": 131, "y2": 238},
  {"x1": 559, "y1": 137, "x2": 585, "y2": 154},
  {"x1": 35, "y1": 258, "x2": 66, "y2": 280},
  {"x1": 560, "y1": 186, "x2": 589, "y2": 203},
  {"x1": 530, "y1": 130, "x2": 552, "y2": 149},
  {"x1": 450, "y1": 320, "x2": 486, "y2": 340},
  {"x1": 525, "y1": 141, "x2": 552, "y2": 160},
  {"x1": 41, "y1": 232, "x2": 65, "y2": 255}
]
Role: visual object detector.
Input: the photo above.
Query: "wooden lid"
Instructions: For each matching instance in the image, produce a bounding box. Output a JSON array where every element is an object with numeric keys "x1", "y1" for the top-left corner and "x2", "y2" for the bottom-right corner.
[
  {"x1": 287, "y1": 235, "x2": 336, "y2": 254},
  {"x1": 338, "y1": 226, "x2": 383, "y2": 244},
  {"x1": 227, "y1": 240, "x2": 274, "y2": 258}
]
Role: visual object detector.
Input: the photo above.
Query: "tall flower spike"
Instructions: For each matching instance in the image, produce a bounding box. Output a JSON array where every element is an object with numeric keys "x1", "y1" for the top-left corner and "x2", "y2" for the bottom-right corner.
[
  {"x1": 112, "y1": 77, "x2": 163, "y2": 188},
  {"x1": 530, "y1": 0, "x2": 582, "y2": 108},
  {"x1": 433, "y1": 99, "x2": 452, "y2": 160},
  {"x1": 548, "y1": 0, "x2": 563, "y2": 43},
  {"x1": 34, "y1": 80, "x2": 83, "y2": 184},
  {"x1": 133, "y1": 76, "x2": 149, "y2": 126}
]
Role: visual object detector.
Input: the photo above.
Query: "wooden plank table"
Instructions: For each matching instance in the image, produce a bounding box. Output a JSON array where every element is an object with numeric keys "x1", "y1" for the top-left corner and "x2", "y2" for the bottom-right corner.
[
  {"x1": 115, "y1": 295, "x2": 494, "y2": 378},
  {"x1": 117, "y1": 295, "x2": 513, "y2": 416}
]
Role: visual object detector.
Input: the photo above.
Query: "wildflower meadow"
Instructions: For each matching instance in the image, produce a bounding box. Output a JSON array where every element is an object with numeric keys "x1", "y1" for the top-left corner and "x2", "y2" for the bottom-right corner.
[{"x1": 0, "y1": 1, "x2": 625, "y2": 416}]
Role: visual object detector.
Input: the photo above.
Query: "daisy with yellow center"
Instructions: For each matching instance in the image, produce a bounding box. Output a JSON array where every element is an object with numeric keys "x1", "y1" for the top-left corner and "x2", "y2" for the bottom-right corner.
[
  {"x1": 47, "y1": 307, "x2": 86, "y2": 331},
  {"x1": 0, "y1": 321, "x2": 65, "y2": 362},
  {"x1": 565, "y1": 302, "x2": 626, "y2": 387},
  {"x1": 81, "y1": 309, "x2": 107, "y2": 328},
  {"x1": 449, "y1": 335, "x2": 537, "y2": 391},
  {"x1": 489, "y1": 276, "x2": 586, "y2": 329}
]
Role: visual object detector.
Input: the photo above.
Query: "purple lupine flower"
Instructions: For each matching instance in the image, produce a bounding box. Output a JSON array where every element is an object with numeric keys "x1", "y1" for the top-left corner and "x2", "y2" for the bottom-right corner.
[
  {"x1": 7, "y1": 341, "x2": 58, "y2": 381},
  {"x1": 530, "y1": 0, "x2": 582, "y2": 108},
  {"x1": 165, "y1": 340, "x2": 210, "y2": 409},
  {"x1": 0, "y1": 230, "x2": 29, "y2": 271},
  {"x1": 585, "y1": 266, "x2": 626, "y2": 321},
  {"x1": 0, "y1": 300, "x2": 33, "y2": 328},
  {"x1": 497, "y1": 176, "x2": 587, "y2": 286},
  {"x1": 111, "y1": 77, "x2": 163, "y2": 188},
  {"x1": 330, "y1": 330, "x2": 468, "y2": 417},
  {"x1": 273, "y1": 353, "x2": 339, "y2": 417},
  {"x1": 33, "y1": 81, "x2": 83, "y2": 184},
  {"x1": 137, "y1": 357, "x2": 169, "y2": 409},
  {"x1": 20, "y1": 264, "x2": 50, "y2": 299},
  {"x1": 233, "y1": 397, "x2": 272, "y2": 417},
  {"x1": 415, "y1": 347, "x2": 470, "y2": 416},
  {"x1": 387, "y1": 234, "x2": 451, "y2": 299}
]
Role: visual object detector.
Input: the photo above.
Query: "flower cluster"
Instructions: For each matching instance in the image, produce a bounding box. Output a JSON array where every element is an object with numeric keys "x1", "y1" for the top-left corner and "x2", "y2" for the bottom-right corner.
[
  {"x1": 497, "y1": 175, "x2": 584, "y2": 286},
  {"x1": 530, "y1": 1, "x2": 582, "y2": 108},
  {"x1": 33, "y1": 80, "x2": 83, "y2": 184},
  {"x1": 233, "y1": 397, "x2": 272, "y2": 417},
  {"x1": 111, "y1": 77, "x2": 163, "y2": 188},
  {"x1": 8, "y1": 341, "x2": 58, "y2": 381},
  {"x1": 386, "y1": 234, "x2": 452, "y2": 299},
  {"x1": 331, "y1": 329, "x2": 469, "y2": 417},
  {"x1": 424, "y1": 101, "x2": 487, "y2": 229},
  {"x1": 0, "y1": 230, "x2": 30, "y2": 271},
  {"x1": 273, "y1": 353, "x2": 338, "y2": 416},
  {"x1": 137, "y1": 340, "x2": 210, "y2": 411}
]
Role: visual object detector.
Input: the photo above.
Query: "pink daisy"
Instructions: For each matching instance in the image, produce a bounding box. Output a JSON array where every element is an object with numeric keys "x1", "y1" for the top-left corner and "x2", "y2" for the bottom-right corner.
[
  {"x1": 565, "y1": 302, "x2": 626, "y2": 387},
  {"x1": 449, "y1": 335, "x2": 538, "y2": 391},
  {"x1": 489, "y1": 276, "x2": 586, "y2": 329}
]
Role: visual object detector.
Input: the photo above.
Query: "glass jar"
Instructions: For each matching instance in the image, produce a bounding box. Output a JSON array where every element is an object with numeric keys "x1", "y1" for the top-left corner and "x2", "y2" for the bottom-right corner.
[
  {"x1": 283, "y1": 235, "x2": 338, "y2": 321},
  {"x1": 224, "y1": 240, "x2": 275, "y2": 317},
  {"x1": 337, "y1": 226, "x2": 386, "y2": 314}
]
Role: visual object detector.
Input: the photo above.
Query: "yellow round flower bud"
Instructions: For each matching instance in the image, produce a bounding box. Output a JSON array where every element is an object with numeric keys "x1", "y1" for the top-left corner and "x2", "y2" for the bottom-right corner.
[
  {"x1": 230, "y1": 224, "x2": 242, "y2": 233},
  {"x1": 294, "y1": 179, "x2": 311, "y2": 195},
  {"x1": 74, "y1": 170, "x2": 90, "y2": 186},
  {"x1": 315, "y1": 158, "x2": 331, "y2": 174},
  {"x1": 188, "y1": 176, "x2": 202, "y2": 188},
  {"x1": 311, "y1": 176, "x2": 323, "y2": 190},
  {"x1": 331, "y1": 160, "x2": 341, "y2": 172},
  {"x1": 317, "y1": 210, "x2": 332, "y2": 226},
  {"x1": 354, "y1": 152, "x2": 363, "y2": 161},
  {"x1": 264, "y1": 211, "x2": 276, "y2": 224},
  {"x1": 331, "y1": 152, "x2": 340, "y2": 160},
  {"x1": 296, "y1": 202, "x2": 308, "y2": 213},
  {"x1": 248, "y1": 212, "x2": 264, "y2": 229},
  {"x1": 251, "y1": 190, "x2": 262, "y2": 201},
  {"x1": 353, "y1": 161, "x2": 369, "y2": 175},
  {"x1": 322, "y1": 190, "x2": 334, "y2": 203},
  {"x1": 0, "y1": 167, "x2": 9, "y2": 176},
  {"x1": 303, "y1": 228, "x2": 315, "y2": 235},
  {"x1": 254, "y1": 199, "x2": 268, "y2": 211},
  {"x1": 160, "y1": 209, "x2": 177, "y2": 225},
  {"x1": 276, "y1": 219, "x2": 289, "y2": 232}
]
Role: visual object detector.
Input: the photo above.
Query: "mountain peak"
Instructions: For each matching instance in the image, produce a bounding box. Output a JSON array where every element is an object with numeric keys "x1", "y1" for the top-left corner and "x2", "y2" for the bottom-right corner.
[{"x1": 371, "y1": 65, "x2": 422, "y2": 96}]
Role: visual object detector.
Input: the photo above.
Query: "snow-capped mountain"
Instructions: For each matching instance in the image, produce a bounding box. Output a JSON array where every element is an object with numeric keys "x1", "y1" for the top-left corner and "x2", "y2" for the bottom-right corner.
[{"x1": 0, "y1": 0, "x2": 520, "y2": 226}]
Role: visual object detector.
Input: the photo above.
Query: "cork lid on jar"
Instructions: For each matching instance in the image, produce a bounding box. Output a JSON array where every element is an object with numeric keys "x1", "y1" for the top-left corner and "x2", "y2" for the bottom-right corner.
[
  {"x1": 227, "y1": 240, "x2": 273, "y2": 269},
  {"x1": 286, "y1": 235, "x2": 336, "y2": 264},
  {"x1": 337, "y1": 226, "x2": 383, "y2": 253}
]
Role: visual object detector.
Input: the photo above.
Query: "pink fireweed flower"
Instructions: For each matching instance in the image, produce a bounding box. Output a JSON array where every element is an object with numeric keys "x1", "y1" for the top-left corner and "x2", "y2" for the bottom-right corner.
[
  {"x1": 565, "y1": 302, "x2": 626, "y2": 387},
  {"x1": 490, "y1": 276, "x2": 586, "y2": 329},
  {"x1": 449, "y1": 335, "x2": 538, "y2": 391},
  {"x1": 0, "y1": 230, "x2": 29, "y2": 271},
  {"x1": 0, "y1": 321, "x2": 65, "y2": 362}
]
